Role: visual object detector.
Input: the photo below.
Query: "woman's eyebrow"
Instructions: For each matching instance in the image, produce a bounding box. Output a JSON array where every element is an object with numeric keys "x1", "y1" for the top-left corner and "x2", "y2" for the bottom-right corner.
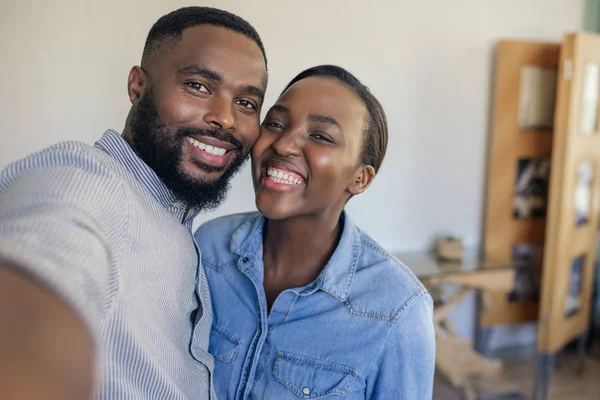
[{"x1": 308, "y1": 114, "x2": 341, "y2": 129}]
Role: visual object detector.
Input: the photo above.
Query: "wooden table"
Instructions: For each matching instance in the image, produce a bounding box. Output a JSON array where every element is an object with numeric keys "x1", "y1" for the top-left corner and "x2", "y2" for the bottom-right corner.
[{"x1": 393, "y1": 251, "x2": 530, "y2": 400}]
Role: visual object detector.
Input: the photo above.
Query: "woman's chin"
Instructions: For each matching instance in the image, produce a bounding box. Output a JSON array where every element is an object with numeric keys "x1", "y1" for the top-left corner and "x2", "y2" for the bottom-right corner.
[{"x1": 256, "y1": 199, "x2": 294, "y2": 221}]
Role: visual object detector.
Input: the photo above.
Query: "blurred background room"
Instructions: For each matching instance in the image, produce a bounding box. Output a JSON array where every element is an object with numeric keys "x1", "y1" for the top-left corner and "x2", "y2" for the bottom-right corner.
[{"x1": 1, "y1": 1, "x2": 599, "y2": 399}]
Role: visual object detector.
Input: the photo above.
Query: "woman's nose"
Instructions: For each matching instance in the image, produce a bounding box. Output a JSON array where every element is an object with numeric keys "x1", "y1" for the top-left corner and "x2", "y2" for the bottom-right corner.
[{"x1": 271, "y1": 130, "x2": 302, "y2": 157}]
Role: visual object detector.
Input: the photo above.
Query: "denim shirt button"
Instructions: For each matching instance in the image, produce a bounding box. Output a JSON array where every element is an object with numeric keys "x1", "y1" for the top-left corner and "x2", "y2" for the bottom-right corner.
[
  {"x1": 242, "y1": 257, "x2": 249, "y2": 263},
  {"x1": 302, "y1": 387, "x2": 311, "y2": 395}
]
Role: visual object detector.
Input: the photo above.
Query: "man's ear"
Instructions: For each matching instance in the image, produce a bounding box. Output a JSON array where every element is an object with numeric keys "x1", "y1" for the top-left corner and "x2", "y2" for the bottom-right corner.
[
  {"x1": 347, "y1": 165, "x2": 376, "y2": 196},
  {"x1": 127, "y1": 66, "x2": 147, "y2": 105}
]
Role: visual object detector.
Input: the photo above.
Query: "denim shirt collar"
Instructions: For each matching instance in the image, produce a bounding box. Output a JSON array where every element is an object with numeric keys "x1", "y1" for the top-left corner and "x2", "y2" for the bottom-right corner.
[
  {"x1": 95, "y1": 129, "x2": 198, "y2": 227},
  {"x1": 229, "y1": 210, "x2": 361, "y2": 301}
]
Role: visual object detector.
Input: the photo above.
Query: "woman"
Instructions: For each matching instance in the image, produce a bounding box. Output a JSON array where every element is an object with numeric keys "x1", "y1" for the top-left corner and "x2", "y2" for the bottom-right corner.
[{"x1": 195, "y1": 65, "x2": 435, "y2": 399}]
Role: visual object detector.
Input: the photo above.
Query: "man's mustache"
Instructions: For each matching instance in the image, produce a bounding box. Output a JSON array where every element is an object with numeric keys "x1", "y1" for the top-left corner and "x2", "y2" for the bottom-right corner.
[{"x1": 177, "y1": 127, "x2": 244, "y2": 151}]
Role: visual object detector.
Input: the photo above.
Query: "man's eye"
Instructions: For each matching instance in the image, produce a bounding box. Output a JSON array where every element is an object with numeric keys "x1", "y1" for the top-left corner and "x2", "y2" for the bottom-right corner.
[
  {"x1": 236, "y1": 99, "x2": 256, "y2": 110},
  {"x1": 186, "y1": 82, "x2": 210, "y2": 93}
]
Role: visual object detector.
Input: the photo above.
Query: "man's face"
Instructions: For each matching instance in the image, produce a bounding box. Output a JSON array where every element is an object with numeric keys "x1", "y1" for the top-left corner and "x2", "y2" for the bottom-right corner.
[{"x1": 128, "y1": 25, "x2": 267, "y2": 210}]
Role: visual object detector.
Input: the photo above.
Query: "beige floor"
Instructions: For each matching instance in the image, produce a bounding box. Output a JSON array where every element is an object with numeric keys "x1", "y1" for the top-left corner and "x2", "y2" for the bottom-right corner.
[{"x1": 433, "y1": 353, "x2": 600, "y2": 399}]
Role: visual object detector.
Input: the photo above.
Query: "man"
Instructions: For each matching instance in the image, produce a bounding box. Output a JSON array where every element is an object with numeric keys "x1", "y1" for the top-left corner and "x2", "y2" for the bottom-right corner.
[{"x1": 0, "y1": 6, "x2": 268, "y2": 399}]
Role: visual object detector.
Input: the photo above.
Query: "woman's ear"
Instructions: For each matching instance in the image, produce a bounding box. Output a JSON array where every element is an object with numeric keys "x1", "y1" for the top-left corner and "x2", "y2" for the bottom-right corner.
[
  {"x1": 348, "y1": 165, "x2": 376, "y2": 196},
  {"x1": 127, "y1": 66, "x2": 147, "y2": 105}
]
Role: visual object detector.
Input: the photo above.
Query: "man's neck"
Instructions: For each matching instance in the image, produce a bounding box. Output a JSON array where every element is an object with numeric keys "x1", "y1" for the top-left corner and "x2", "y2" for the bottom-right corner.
[
  {"x1": 121, "y1": 122, "x2": 136, "y2": 153},
  {"x1": 182, "y1": 207, "x2": 190, "y2": 223}
]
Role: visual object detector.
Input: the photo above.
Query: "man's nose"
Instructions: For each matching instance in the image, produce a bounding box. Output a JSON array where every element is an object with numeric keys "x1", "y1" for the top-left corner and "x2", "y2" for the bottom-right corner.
[{"x1": 203, "y1": 95, "x2": 235, "y2": 130}]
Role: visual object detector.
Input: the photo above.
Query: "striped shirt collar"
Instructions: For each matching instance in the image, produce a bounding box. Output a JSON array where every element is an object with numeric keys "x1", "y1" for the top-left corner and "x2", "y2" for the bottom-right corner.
[{"x1": 95, "y1": 129, "x2": 198, "y2": 226}]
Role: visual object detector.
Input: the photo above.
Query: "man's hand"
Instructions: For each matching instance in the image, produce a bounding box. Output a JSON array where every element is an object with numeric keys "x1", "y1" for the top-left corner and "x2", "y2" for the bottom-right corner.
[{"x1": 0, "y1": 264, "x2": 95, "y2": 399}]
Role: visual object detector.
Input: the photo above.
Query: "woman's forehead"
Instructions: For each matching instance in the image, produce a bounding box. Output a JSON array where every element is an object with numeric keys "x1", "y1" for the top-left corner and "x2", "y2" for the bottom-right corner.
[{"x1": 276, "y1": 77, "x2": 367, "y2": 129}]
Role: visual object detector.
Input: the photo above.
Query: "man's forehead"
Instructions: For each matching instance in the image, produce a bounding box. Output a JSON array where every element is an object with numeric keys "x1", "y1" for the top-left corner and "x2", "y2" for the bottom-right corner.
[{"x1": 170, "y1": 25, "x2": 267, "y2": 88}]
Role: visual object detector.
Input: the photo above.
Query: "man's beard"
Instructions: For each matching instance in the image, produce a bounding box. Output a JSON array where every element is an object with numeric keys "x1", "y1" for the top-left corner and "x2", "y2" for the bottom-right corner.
[{"x1": 129, "y1": 88, "x2": 249, "y2": 212}]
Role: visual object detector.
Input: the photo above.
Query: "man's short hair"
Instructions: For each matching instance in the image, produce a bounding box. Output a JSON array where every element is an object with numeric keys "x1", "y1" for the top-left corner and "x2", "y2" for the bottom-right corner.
[{"x1": 142, "y1": 7, "x2": 267, "y2": 69}]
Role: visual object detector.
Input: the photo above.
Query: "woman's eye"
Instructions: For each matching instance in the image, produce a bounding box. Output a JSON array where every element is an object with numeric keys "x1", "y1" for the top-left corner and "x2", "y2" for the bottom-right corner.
[
  {"x1": 186, "y1": 82, "x2": 210, "y2": 93},
  {"x1": 311, "y1": 133, "x2": 333, "y2": 143},
  {"x1": 236, "y1": 99, "x2": 256, "y2": 110},
  {"x1": 264, "y1": 121, "x2": 285, "y2": 130}
]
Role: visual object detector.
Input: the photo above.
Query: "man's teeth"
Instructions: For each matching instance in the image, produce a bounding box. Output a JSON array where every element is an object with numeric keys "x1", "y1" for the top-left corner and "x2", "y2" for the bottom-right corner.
[
  {"x1": 266, "y1": 167, "x2": 303, "y2": 185},
  {"x1": 186, "y1": 137, "x2": 227, "y2": 156}
]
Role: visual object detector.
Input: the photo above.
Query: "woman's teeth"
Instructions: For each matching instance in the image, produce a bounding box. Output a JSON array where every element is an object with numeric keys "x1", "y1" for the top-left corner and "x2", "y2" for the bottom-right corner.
[
  {"x1": 186, "y1": 136, "x2": 227, "y2": 156},
  {"x1": 266, "y1": 167, "x2": 303, "y2": 185}
]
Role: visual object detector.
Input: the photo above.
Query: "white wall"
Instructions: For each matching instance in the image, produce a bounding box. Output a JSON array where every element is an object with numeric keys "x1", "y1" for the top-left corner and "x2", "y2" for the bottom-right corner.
[{"x1": 0, "y1": 0, "x2": 584, "y2": 252}]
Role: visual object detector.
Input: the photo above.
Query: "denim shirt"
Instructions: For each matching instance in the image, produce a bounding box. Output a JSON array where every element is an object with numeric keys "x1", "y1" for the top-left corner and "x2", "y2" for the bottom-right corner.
[{"x1": 195, "y1": 211, "x2": 435, "y2": 400}]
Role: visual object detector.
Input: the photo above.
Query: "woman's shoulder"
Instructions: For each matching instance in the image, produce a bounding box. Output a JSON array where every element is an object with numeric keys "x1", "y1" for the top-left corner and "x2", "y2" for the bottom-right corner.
[
  {"x1": 196, "y1": 211, "x2": 260, "y2": 235},
  {"x1": 350, "y1": 229, "x2": 431, "y2": 324},
  {"x1": 356, "y1": 229, "x2": 424, "y2": 288},
  {"x1": 194, "y1": 212, "x2": 261, "y2": 263}
]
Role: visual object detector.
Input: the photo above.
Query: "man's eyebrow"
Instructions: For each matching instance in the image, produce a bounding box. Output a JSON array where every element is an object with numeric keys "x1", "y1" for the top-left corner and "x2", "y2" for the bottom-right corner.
[
  {"x1": 308, "y1": 114, "x2": 341, "y2": 129},
  {"x1": 241, "y1": 85, "x2": 265, "y2": 102},
  {"x1": 178, "y1": 66, "x2": 223, "y2": 82}
]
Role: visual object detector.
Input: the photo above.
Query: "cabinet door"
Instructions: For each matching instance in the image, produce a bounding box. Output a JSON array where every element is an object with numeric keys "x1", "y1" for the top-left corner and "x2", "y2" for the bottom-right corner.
[
  {"x1": 539, "y1": 32, "x2": 600, "y2": 353},
  {"x1": 483, "y1": 40, "x2": 559, "y2": 327}
]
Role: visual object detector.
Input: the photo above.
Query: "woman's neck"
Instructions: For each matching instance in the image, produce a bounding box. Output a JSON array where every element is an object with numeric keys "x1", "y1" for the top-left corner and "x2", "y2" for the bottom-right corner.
[{"x1": 263, "y1": 211, "x2": 343, "y2": 288}]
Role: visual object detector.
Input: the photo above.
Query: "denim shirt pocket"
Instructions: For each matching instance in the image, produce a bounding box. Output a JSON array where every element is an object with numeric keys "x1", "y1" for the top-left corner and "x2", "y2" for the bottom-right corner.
[
  {"x1": 209, "y1": 324, "x2": 241, "y2": 397},
  {"x1": 270, "y1": 352, "x2": 357, "y2": 399}
]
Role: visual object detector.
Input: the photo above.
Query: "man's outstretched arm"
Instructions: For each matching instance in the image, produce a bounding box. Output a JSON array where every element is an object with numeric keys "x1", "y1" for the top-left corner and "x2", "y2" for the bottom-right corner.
[
  {"x1": 0, "y1": 154, "x2": 127, "y2": 398},
  {"x1": 0, "y1": 264, "x2": 95, "y2": 400}
]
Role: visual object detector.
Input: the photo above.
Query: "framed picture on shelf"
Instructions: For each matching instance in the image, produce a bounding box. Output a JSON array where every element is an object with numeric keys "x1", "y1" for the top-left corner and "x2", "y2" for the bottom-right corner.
[
  {"x1": 513, "y1": 158, "x2": 551, "y2": 219},
  {"x1": 575, "y1": 162, "x2": 593, "y2": 226},
  {"x1": 565, "y1": 255, "x2": 584, "y2": 317},
  {"x1": 508, "y1": 244, "x2": 543, "y2": 302}
]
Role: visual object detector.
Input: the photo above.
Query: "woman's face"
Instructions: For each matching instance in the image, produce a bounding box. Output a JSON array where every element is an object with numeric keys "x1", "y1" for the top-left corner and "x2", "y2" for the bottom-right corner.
[{"x1": 252, "y1": 76, "x2": 373, "y2": 220}]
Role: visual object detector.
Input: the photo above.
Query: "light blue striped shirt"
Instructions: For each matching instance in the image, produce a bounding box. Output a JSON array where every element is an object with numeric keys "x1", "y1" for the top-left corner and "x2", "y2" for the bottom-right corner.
[{"x1": 0, "y1": 130, "x2": 215, "y2": 399}]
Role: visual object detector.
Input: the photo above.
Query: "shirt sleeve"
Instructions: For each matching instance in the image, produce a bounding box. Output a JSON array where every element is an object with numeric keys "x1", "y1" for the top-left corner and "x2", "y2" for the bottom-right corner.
[
  {"x1": 365, "y1": 291, "x2": 436, "y2": 400},
  {"x1": 0, "y1": 159, "x2": 127, "y2": 339}
]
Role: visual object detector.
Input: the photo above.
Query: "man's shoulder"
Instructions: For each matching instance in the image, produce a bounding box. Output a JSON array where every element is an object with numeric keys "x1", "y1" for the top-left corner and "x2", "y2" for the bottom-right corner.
[
  {"x1": 194, "y1": 212, "x2": 260, "y2": 267},
  {"x1": 1, "y1": 140, "x2": 117, "y2": 186},
  {"x1": 0, "y1": 139, "x2": 127, "y2": 214}
]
